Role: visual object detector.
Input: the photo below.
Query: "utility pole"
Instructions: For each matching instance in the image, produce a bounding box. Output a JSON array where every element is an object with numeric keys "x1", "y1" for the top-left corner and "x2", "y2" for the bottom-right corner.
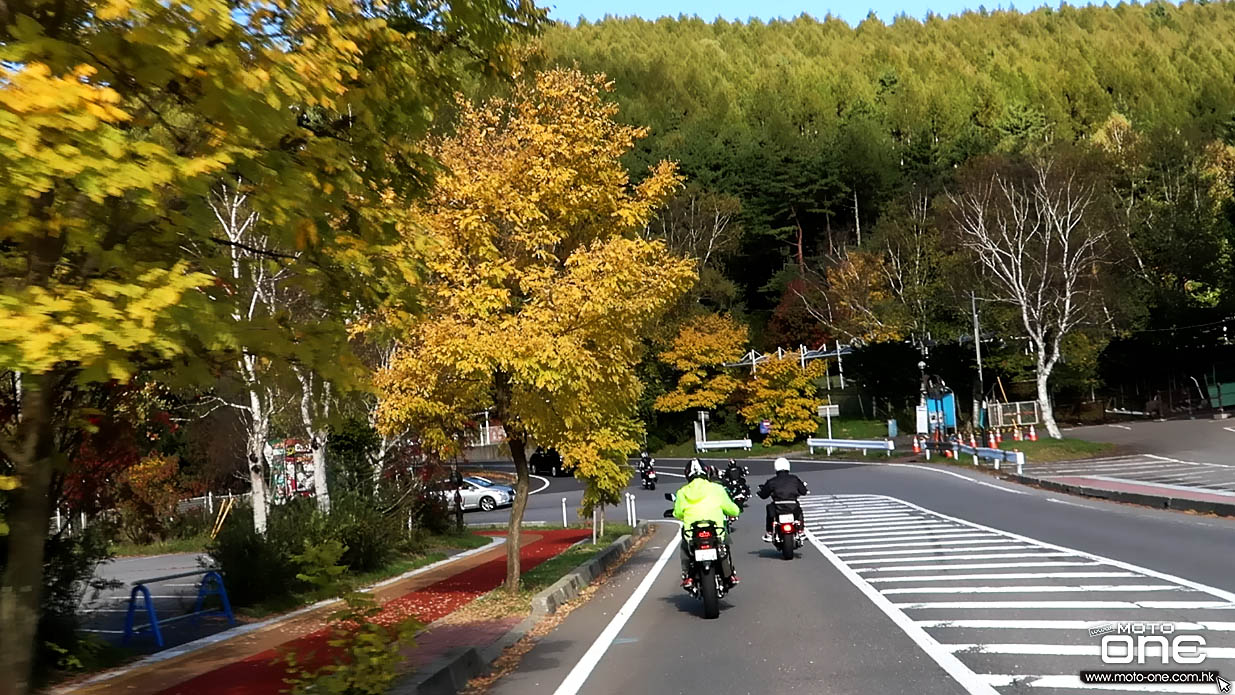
[{"x1": 971, "y1": 292, "x2": 984, "y2": 428}]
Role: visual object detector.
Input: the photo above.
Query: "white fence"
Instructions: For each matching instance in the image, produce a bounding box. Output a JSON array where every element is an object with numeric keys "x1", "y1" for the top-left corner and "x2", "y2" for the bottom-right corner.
[
  {"x1": 806, "y1": 438, "x2": 894, "y2": 456},
  {"x1": 695, "y1": 439, "x2": 753, "y2": 452}
]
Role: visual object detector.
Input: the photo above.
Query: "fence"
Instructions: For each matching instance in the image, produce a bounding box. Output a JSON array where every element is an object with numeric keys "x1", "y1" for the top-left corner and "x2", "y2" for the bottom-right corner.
[{"x1": 806, "y1": 438, "x2": 894, "y2": 456}]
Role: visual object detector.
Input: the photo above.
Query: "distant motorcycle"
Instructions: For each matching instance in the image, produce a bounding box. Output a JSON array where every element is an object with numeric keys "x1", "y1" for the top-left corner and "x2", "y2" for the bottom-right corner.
[
  {"x1": 770, "y1": 499, "x2": 804, "y2": 561},
  {"x1": 641, "y1": 466, "x2": 658, "y2": 490}
]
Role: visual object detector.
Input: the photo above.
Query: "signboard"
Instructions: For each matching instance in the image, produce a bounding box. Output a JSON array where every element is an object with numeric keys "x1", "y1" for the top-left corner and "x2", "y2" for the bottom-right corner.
[
  {"x1": 817, "y1": 404, "x2": 839, "y2": 418},
  {"x1": 759, "y1": 420, "x2": 771, "y2": 434}
]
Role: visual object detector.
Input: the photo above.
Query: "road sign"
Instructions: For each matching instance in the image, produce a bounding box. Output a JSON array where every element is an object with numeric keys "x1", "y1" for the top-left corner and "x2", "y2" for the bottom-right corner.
[{"x1": 817, "y1": 404, "x2": 839, "y2": 417}]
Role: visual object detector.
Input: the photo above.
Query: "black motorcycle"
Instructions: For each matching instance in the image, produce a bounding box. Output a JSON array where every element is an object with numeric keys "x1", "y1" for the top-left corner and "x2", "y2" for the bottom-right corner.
[
  {"x1": 663, "y1": 493, "x2": 733, "y2": 619},
  {"x1": 641, "y1": 466, "x2": 658, "y2": 490},
  {"x1": 723, "y1": 474, "x2": 750, "y2": 510},
  {"x1": 770, "y1": 499, "x2": 804, "y2": 561}
]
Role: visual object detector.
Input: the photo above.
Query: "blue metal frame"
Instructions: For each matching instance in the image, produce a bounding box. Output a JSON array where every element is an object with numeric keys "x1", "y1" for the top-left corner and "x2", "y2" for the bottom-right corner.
[{"x1": 122, "y1": 570, "x2": 236, "y2": 648}]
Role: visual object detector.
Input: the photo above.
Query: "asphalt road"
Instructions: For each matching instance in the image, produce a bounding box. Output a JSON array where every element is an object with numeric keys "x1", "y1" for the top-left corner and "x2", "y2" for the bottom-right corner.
[
  {"x1": 486, "y1": 459, "x2": 1235, "y2": 695},
  {"x1": 1067, "y1": 418, "x2": 1235, "y2": 465}
]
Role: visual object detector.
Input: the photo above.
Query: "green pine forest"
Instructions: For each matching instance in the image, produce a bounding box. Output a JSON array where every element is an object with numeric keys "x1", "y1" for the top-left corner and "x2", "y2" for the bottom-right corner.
[{"x1": 539, "y1": 1, "x2": 1235, "y2": 426}]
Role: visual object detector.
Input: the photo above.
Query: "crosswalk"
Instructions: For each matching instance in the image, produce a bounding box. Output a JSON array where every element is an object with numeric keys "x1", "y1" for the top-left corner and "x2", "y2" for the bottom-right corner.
[
  {"x1": 801, "y1": 494, "x2": 1235, "y2": 694},
  {"x1": 1022, "y1": 455, "x2": 1235, "y2": 496}
]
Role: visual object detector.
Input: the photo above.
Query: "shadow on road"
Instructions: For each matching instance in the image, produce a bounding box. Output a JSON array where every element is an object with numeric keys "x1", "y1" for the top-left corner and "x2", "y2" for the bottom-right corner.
[{"x1": 507, "y1": 638, "x2": 571, "y2": 673}]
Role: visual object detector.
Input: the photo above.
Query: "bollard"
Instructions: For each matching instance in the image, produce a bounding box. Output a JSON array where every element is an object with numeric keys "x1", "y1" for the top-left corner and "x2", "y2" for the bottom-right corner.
[
  {"x1": 562, "y1": 497, "x2": 568, "y2": 528},
  {"x1": 592, "y1": 509, "x2": 598, "y2": 545}
]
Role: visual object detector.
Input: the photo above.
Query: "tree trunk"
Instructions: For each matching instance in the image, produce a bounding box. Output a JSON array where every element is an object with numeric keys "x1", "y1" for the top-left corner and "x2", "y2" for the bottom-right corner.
[
  {"x1": 311, "y1": 431, "x2": 330, "y2": 512},
  {"x1": 246, "y1": 413, "x2": 270, "y2": 534},
  {"x1": 1036, "y1": 363, "x2": 1062, "y2": 439},
  {"x1": 505, "y1": 436, "x2": 530, "y2": 594},
  {"x1": 0, "y1": 371, "x2": 58, "y2": 695}
]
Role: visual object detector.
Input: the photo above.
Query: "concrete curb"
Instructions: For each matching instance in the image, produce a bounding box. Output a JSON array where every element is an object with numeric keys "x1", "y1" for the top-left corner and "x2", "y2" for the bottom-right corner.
[
  {"x1": 1008, "y1": 474, "x2": 1235, "y2": 517},
  {"x1": 393, "y1": 521, "x2": 655, "y2": 695}
]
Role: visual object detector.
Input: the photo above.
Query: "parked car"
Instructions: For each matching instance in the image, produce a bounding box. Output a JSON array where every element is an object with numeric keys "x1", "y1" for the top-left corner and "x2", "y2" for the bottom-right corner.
[
  {"x1": 432, "y1": 476, "x2": 512, "y2": 512},
  {"x1": 464, "y1": 475, "x2": 516, "y2": 498},
  {"x1": 529, "y1": 447, "x2": 570, "y2": 477}
]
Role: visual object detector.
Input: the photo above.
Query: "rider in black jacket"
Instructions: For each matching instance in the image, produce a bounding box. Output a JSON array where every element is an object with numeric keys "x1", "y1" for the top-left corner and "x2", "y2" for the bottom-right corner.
[{"x1": 756, "y1": 457, "x2": 808, "y2": 542}]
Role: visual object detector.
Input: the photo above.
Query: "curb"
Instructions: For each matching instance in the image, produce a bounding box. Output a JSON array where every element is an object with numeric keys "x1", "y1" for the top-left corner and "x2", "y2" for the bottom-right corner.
[
  {"x1": 1008, "y1": 474, "x2": 1235, "y2": 518},
  {"x1": 393, "y1": 521, "x2": 656, "y2": 695}
]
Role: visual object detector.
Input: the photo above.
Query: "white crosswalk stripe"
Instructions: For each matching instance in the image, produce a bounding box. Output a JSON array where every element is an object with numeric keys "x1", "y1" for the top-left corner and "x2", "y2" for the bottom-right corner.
[
  {"x1": 1024, "y1": 453, "x2": 1235, "y2": 496},
  {"x1": 804, "y1": 494, "x2": 1235, "y2": 694}
]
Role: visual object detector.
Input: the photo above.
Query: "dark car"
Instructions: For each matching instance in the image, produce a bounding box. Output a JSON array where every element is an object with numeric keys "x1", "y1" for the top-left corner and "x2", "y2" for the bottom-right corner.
[{"x1": 529, "y1": 447, "x2": 569, "y2": 477}]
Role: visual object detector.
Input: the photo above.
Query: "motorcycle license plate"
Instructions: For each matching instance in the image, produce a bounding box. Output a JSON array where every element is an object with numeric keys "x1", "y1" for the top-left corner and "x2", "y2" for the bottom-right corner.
[
  {"x1": 777, "y1": 513, "x2": 796, "y2": 523},
  {"x1": 694, "y1": 548, "x2": 718, "y2": 562}
]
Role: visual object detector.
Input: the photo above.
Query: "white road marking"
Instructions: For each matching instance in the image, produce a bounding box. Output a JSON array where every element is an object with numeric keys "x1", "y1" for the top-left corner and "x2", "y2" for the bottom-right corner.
[
  {"x1": 805, "y1": 531, "x2": 1001, "y2": 695},
  {"x1": 1080, "y1": 475, "x2": 1235, "y2": 497},
  {"x1": 953, "y1": 643, "x2": 1235, "y2": 658},
  {"x1": 920, "y1": 619, "x2": 1235, "y2": 631},
  {"x1": 881, "y1": 584, "x2": 1182, "y2": 595},
  {"x1": 1147, "y1": 453, "x2": 1235, "y2": 469},
  {"x1": 982, "y1": 674, "x2": 1216, "y2": 692},
  {"x1": 828, "y1": 538, "x2": 1010, "y2": 551},
  {"x1": 889, "y1": 464, "x2": 1029, "y2": 495},
  {"x1": 1108, "y1": 424, "x2": 1133, "y2": 430},
  {"x1": 894, "y1": 600, "x2": 1233, "y2": 609},
  {"x1": 551, "y1": 522, "x2": 682, "y2": 695},
  {"x1": 530, "y1": 475, "x2": 551, "y2": 495},
  {"x1": 821, "y1": 529, "x2": 1006, "y2": 542},
  {"x1": 848, "y1": 552, "x2": 1071, "y2": 565},
  {"x1": 838, "y1": 544, "x2": 1033, "y2": 558},
  {"x1": 1045, "y1": 498, "x2": 1089, "y2": 508},
  {"x1": 858, "y1": 561, "x2": 1101, "y2": 573},
  {"x1": 816, "y1": 523, "x2": 960, "y2": 537},
  {"x1": 868, "y1": 572, "x2": 1140, "y2": 583},
  {"x1": 1224, "y1": 427, "x2": 1235, "y2": 434}
]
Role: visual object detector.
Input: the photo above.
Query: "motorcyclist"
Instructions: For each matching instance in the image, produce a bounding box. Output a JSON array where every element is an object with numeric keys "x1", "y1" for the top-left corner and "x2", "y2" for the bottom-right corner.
[
  {"x1": 637, "y1": 451, "x2": 655, "y2": 474},
  {"x1": 757, "y1": 457, "x2": 808, "y2": 543},
  {"x1": 722, "y1": 459, "x2": 750, "y2": 500},
  {"x1": 673, "y1": 459, "x2": 741, "y2": 589}
]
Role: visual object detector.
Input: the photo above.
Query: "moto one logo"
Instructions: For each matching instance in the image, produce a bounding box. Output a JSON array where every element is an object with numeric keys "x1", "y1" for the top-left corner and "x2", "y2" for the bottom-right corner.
[{"x1": 1096, "y1": 623, "x2": 1207, "y2": 665}]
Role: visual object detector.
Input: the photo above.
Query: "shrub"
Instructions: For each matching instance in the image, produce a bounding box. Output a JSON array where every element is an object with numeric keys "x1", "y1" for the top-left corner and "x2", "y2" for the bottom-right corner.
[{"x1": 116, "y1": 454, "x2": 184, "y2": 544}]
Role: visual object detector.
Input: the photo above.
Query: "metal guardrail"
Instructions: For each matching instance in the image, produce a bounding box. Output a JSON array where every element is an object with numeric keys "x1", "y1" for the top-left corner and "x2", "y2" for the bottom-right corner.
[
  {"x1": 694, "y1": 439, "x2": 753, "y2": 452},
  {"x1": 806, "y1": 438, "x2": 895, "y2": 456},
  {"x1": 952, "y1": 442, "x2": 1025, "y2": 474}
]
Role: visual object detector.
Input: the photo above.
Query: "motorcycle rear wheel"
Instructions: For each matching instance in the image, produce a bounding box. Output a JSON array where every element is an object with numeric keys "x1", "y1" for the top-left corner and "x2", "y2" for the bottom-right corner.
[
  {"x1": 781, "y1": 537, "x2": 795, "y2": 560},
  {"x1": 700, "y1": 565, "x2": 720, "y2": 619}
]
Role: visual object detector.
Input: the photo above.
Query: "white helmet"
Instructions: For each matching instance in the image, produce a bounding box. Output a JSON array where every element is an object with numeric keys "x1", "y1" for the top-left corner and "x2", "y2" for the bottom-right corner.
[{"x1": 773, "y1": 457, "x2": 791, "y2": 472}]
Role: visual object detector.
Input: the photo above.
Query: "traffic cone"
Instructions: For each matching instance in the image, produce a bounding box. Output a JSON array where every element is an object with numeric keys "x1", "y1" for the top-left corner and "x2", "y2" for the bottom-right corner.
[
  {"x1": 1028, "y1": 425, "x2": 1038, "y2": 442},
  {"x1": 1013, "y1": 427, "x2": 1023, "y2": 441},
  {"x1": 944, "y1": 447, "x2": 953, "y2": 459},
  {"x1": 987, "y1": 431, "x2": 997, "y2": 448},
  {"x1": 912, "y1": 436, "x2": 921, "y2": 454},
  {"x1": 995, "y1": 429, "x2": 1004, "y2": 445},
  {"x1": 969, "y1": 432, "x2": 977, "y2": 448}
]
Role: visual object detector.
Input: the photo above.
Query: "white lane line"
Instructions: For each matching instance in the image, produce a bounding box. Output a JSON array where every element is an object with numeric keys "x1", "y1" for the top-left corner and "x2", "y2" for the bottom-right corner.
[
  {"x1": 893, "y1": 600, "x2": 1234, "y2": 609},
  {"x1": 828, "y1": 538, "x2": 1009, "y2": 552},
  {"x1": 858, "y1": 561, "x2": 1101, "y2": 573},
  {"x1": 806, "y1": 512, "x2": 921, "y2": 520},
  {"x1": 951, "y1": 643, "x2": 1235, "y2": 658},
  {"x1": 1108, "y1": 424, "x2": 1133, "y2": 430},
  {"x1": 551, "y1": 522, "x2": 681, "y2": 695},
  {"x1": 807, "y1": 515, "x2": 929, "y2": 525},
  {"x1": 889, "y1": 464, "x2": 1029, "y2": 495},
  {"x1": 805, "y1": 531, "x2": 1000, "y2": 695},
  {"x1": 1045, "y1": 498, "x2": 1089, "y2": 508},
  {"x1": 1083, "y1": 475, "x2": 1235, "y2": 497},
  {"x1": 982, "y1": 674, "x2": 1216, "y2": 692},
  {"x1": 865, "y1": 495, "x2": 1235, "y2": 604},
  {"x1": 921, "y1": 619, "x2": 1235, "y2": 631},
  {"x1": 881, "y1": 584, "x2": 1183, "y2": 595},
  {"x1": 814, "y1": 520, "x2": 938, "y2": 531},
  {"x1": 816, "y1": 524, "x2": 960, "y2": 538},
  {"x1": 530, "y1": 475, "x2": 551, "y2": 495},
  {"x1": 1147, "y1": 453, "x2": 1235, "y2": 469},
  {"x1": 1225, "y1": 427, "x2": 1235, "y2": 434},
  {"x1": 838, "y1": 544, "x2": 1032, "y2": 558},
  {"x1": 824, "y1": 530, "x2": 988, "y2": 545},
  {"x1": 868, "y1": 572, "x2": 1140, "y2": 583},
  {"x1": 847, "y1": 552, "x2": 1070, "y2": 565}
]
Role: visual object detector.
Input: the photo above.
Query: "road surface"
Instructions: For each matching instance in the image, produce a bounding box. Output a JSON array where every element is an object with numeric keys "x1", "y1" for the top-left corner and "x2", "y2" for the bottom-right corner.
[{"x1": 485, "y1": 459, "x2": 1235, "y2": 695}]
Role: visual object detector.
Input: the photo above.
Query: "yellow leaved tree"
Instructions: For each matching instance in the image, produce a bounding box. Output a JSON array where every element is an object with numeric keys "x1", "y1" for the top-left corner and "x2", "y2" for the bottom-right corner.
[
  {"x1": 654, "y1": 313, "x2": 748, "y2": 413},
  {"x1": 375, "y1": 69, "x2": 696, "y2": 592},
  {"x1": 738, "y1": 356, "x2": 827, "y2": 445}
]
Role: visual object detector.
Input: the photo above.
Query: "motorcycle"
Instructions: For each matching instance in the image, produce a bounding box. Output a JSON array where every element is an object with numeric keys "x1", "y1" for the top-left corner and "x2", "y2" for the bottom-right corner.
[
  {"x1": 641, "y1": 466, "x2": 658, "y2": 490},
  {"x1": 663, "y1": 492, "x2": 731, "y2": 619},
  {"x1": 770, "y1": 499, "x2": 804, "y2": 561}
]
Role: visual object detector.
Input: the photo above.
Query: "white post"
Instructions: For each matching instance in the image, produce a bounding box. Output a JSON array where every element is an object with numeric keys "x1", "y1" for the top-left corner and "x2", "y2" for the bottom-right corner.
[
  {"x1": 599, "y1": 506, "x2": 604, "y2": 539},
  {"x1": 592, "y1": 509, "x2": 598, "y2": 545},
  {"x1": 837, "y1": 343, "x2": 847, "y2": 389},
  {"x1": 826, "y1": 407, "x2": 834, "y2": 455},
  {"x1": 562, "y1": 497, "x2": 568, "y2": 528},
  {"x1": 631, "y1": 495, "x2": 637, "y2": 525},
  {"x1": 1015, "y1": 451, "x2": 1024, "y2": 476},
  {"x1": 207, "y1": 491, "x2": 214, "y2": 515},
  {"x1": 55, "y1": 508, "x2": 61, "y2": 534},
  {"x1": 80, "y1": 511, "x2": 86, "y2": 530}
]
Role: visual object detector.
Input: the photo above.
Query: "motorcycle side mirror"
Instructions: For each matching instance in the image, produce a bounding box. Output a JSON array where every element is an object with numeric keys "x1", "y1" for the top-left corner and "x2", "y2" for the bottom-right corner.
[
  {"x1": 662, "y1": 509, "x2": 675, "y2": 518},
  {"x1": 664, "y1": 493, "x2": 674, "y2": 502}
]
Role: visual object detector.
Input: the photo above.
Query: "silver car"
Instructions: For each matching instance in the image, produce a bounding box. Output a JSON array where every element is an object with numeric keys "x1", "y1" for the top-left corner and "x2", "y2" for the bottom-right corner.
[{"x1": 437, "y1": 476, "x2": 512, "y2": 512}]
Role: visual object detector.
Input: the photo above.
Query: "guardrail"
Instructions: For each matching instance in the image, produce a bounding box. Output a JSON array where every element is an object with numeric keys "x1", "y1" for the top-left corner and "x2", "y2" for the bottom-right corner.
[
  {"x1": 948, "y1": 442, "x2": 1025, "y2": 474},
  {"x1": 694, "y1": 439, "x2": 752, "y2": 452},
  {"x1": 806, "y1": 438, "x2": 895, "y2": 456},
  {"x1": 124, "y1": 568, "x2": 235, "y2": 648}
]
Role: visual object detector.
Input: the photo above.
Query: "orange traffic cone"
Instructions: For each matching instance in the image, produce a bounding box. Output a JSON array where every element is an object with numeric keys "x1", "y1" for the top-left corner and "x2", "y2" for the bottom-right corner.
[
  {"x1": 1028, "y1": 425, "x2": 1038, "y2": 442},
  {"x1": 912, "y1": 436, "x2": 921, "y2": 454},
  {"x1": 987, "y1": 431, "x2": 997, "y2": 448},
  {"x1": 995, "y1": 429, "x2": 1004, "y2": 445},
  {"x1": 969, "y1": 432, "x2": 977, "y2": 447},
  {"x1": 1013, "y1": 427, "x2": 1023, "y2": 441}
]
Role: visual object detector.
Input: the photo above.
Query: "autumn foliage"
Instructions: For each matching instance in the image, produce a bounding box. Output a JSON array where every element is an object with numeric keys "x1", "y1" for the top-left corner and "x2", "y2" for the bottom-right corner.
[
  {"x1": 654, "y1": 313, "x2": 748, "y2": 413},
  {"x1": 738, "y1": 356, "x2": 827, "y2": 445}
]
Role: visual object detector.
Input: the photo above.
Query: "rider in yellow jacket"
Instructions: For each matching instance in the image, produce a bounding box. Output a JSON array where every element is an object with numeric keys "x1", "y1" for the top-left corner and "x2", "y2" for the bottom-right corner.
[{"x1": 673, "y1": 459, "x2": 740, "y2": 589}]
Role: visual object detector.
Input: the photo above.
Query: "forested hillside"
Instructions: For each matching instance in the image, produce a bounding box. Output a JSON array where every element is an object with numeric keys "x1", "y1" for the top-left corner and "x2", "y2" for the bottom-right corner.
[{"x1": 543, "y1": 2, "x2": 1235, "y2": 414}]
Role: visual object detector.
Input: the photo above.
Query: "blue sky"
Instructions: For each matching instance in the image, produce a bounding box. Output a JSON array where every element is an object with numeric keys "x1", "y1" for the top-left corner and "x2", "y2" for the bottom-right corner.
[{"x1": 544, "y1": 0, "x2": 1069, "y2": 27}]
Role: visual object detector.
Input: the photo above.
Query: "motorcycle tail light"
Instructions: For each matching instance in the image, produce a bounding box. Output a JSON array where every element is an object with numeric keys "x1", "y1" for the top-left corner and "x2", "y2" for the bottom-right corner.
[
  {"x1": 697, "y1": 530, "x2": 712, "y2": 538},
  {"x1": 781, "y1": 523, "x2": 795, "y2": 533}
]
